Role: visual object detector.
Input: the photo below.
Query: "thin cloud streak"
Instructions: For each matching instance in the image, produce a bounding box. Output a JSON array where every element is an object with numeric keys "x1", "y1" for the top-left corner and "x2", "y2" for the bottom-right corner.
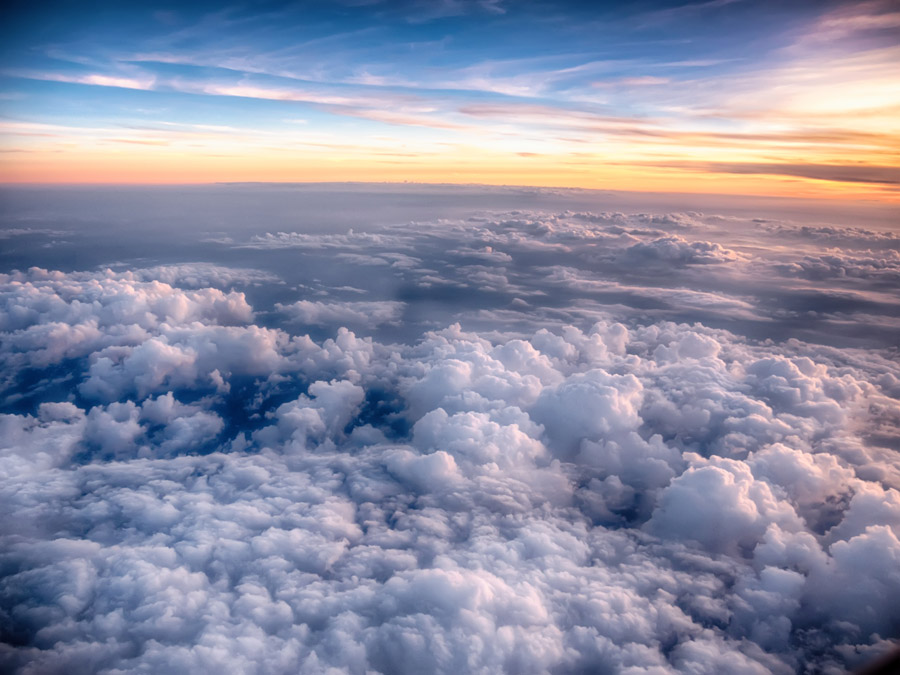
[{"x1": 643, "y1": 161, "x2": 900, "y2": 187}]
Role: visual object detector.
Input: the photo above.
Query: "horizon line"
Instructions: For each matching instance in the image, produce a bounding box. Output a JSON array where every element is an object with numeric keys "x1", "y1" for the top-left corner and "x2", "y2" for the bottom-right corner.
[{"x1": 1, "y1": 179, "x2": 898, "y2": 206}]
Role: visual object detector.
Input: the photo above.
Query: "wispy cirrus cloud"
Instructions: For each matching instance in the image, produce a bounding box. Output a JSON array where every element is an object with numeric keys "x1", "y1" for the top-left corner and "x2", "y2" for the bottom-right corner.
[
  {"x1": 1, "y1": 1, "x2": 897, "y2": 197},
  {"x1": 2, "y1": 69, "x2": 156, "y2": 90}
]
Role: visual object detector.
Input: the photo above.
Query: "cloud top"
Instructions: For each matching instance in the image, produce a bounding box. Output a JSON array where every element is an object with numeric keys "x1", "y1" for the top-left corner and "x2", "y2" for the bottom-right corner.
[{"x1": 1, "y1": 201, "x2": 899, "y2": 673}]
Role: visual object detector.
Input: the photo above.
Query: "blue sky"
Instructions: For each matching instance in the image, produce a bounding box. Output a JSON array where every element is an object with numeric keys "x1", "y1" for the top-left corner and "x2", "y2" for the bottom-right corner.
[{"x1": 1, "y1": 0, "x2": 898, "y2": 196}]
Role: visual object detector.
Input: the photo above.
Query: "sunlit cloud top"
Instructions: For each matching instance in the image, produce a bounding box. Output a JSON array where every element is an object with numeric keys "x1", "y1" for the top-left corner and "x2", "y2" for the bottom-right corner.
[{"x1": 1, "y1": 0, "x2": 899, "y2": 198}]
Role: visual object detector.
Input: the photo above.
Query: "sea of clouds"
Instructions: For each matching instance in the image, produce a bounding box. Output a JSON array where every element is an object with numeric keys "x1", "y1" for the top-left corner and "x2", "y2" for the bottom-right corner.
[{"x1": 1, "y1": 189, "x2": 899, "y2": 674}]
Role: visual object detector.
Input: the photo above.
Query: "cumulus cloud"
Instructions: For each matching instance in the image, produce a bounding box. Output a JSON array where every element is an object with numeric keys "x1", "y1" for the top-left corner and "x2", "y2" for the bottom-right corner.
[
  {"x1": 1, "y1": 202, "x2": 899, "y2": 674},
  {"x1": 618, "y1": 235, "x2": 743, "y2": 266}
]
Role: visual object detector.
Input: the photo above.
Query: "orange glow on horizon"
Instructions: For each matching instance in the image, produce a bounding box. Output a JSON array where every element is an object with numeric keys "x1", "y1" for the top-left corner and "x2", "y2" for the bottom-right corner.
[
  {"x1": 2, "y1": 3, "x2": 897, "y2": 205},
  {"x1": 2, "y1": 149, "x2": 897, "y2": 203}
]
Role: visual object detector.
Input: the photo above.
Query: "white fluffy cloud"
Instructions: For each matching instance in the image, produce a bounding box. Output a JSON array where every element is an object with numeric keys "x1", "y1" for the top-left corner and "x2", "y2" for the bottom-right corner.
[{"x1": 1, "y1": 207, "x2": 899, "y2": 674}]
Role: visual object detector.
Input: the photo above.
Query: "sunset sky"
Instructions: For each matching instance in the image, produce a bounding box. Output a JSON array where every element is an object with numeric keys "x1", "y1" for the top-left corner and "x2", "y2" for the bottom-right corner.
[
  {"x1": 5, "y1": 4, "x2": 900, "y2": 674},
  {"x1": 1, "y1": 0, "x2": 899, "y2": 199}
]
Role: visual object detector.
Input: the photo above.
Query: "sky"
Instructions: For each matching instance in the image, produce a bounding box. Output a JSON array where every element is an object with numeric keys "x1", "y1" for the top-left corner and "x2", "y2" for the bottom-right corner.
[{"x1": 1, "y1": 0, "x2": 899, "y2": 199}]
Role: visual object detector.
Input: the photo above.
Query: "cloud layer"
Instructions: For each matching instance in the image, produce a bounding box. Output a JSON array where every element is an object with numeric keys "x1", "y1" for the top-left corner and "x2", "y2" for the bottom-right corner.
[{"x1": 1, "y1": 201, "x2": 899, "y2": 674}]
